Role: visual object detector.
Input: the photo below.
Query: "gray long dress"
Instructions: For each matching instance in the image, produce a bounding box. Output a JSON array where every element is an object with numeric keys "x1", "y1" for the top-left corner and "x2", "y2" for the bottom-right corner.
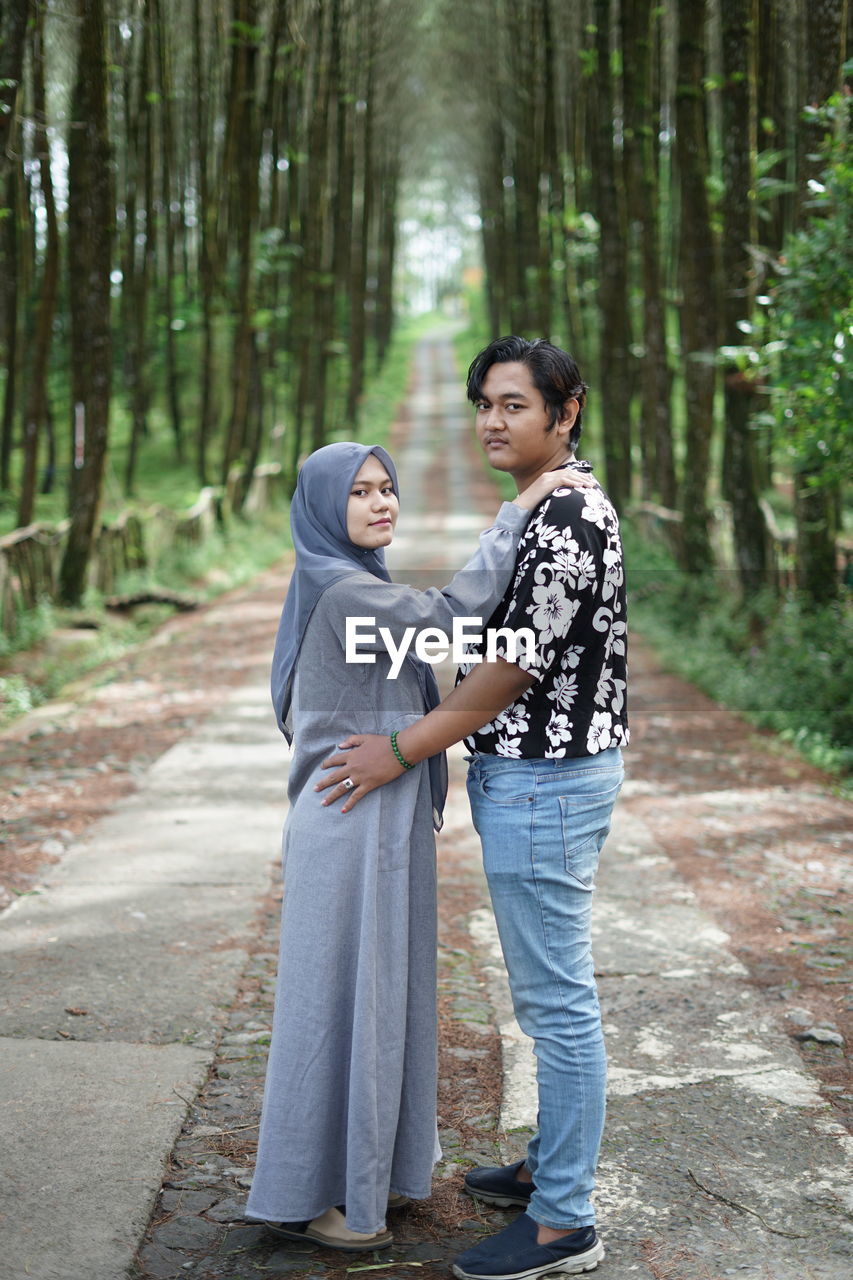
[{"x1": 246, "y1": 503, "x2": 529, "y2": 1235}]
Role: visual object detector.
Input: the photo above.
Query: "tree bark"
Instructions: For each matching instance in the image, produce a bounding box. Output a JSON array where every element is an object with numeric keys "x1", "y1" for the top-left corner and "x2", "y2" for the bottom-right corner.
[
  {"x1": 221, "y1": 0, "x2": 262, "y2": 484},
  {"x1": 153, "y1": 0, "x2": 183, "y2": 461},
  {"x1": 0, "y1": 0, "x2": 28, "y2": 492},
  {"x1": 59, "y1": 0, "x2": 114, "y2": 606},
  {"x1": 623, "y1": 0, "x2": 676, "y2": 506},
  {"x1": 123, "y1": 4, "x2": 154, "y2": 497},
  {"x1": 720, "y1": 0, "x2": 770, "y2": 593},
  {"x1": 791, "y1": 0, "x2": 847, "y2": 602},
  {"x1": 797, "y1": 0, "x2": 848, "y2": 203},
  {"x1": 592, "y1": 0, "x2": 632, "y2": 510},
  {"x1": 192, "y1": 0, "x2": 216, "y2": 485},
  {"x1": 18, "y1": 3, "x2": 60, "y2": 526},
  {"x1": 375, "y1": 148, "x2": 400, "y2": 364},
  {"x1": 757, "y1": 0, "x2": 791, "y2": 251},
  {"x1": 345, "y1": 13, "x2": 373, "y2": 428},
  {"x1": 675, "y1": 0, "x2": 720, "y2": 572}
]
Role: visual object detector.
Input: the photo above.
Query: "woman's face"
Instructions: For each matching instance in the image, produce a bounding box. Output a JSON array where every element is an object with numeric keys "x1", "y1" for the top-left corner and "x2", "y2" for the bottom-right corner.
[{"x1": 346, "y1": 454, "x2": 399, "y2": 549}]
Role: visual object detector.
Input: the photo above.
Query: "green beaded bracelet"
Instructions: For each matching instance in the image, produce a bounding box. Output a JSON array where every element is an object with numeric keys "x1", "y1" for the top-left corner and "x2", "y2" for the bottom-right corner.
[{"x1": 390, "y1": 729, "x2": 415, "y2": 770}]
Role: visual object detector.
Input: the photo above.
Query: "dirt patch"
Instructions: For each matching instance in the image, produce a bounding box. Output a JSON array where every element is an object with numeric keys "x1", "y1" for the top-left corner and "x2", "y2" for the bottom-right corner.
[{"x1": 0, "y1": 566, "x2": 292, "y2": 912}]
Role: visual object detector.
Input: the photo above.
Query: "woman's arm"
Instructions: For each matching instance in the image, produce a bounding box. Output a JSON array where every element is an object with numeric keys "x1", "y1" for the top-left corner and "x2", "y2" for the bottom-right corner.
[
  {"x1": 328, "y1": 469, "x2": 594, "y2": 652},
  {"x1": 315, "y1": 657, "x2": 535, "y2": 812}
]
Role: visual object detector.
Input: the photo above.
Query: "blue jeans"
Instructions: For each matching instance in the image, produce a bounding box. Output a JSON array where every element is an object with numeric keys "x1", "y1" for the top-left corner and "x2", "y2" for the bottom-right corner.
[{"x1": 466, "y1": 748, "x2": 624, "y2": 1230}]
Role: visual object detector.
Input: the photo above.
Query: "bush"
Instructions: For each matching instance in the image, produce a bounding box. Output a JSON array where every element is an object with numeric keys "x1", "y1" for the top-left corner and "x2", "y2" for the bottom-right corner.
[{"x1": 622, "y1": 519, "x2": 853, "y2": 778}]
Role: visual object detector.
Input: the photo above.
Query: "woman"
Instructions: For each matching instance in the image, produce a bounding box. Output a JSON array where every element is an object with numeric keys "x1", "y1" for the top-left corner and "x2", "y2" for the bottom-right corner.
[{"x1": 245, "y1": 441, "x2": 585, "y2": 1251}]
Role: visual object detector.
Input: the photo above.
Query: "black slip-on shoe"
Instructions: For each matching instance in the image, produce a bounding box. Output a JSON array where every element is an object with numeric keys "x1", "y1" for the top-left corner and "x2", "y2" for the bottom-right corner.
[
  {"x1": 452, "y1": 1212, "x2": 603, "y2": 1279},
  {"x1": 463, "y1": 1159, "x2": 535, "y2": 1208}
]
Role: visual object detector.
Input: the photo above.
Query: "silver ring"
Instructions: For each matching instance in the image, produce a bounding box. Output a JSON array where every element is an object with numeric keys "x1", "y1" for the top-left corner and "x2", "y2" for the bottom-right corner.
[{"x1": 341, "y1": 777, "x2": 355, "y2": 791}]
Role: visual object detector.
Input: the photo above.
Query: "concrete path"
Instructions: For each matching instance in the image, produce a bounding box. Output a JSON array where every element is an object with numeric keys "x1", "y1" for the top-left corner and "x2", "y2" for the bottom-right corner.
[
  {"x1": 0, "y1": 648, "x2": 286, "y2": 1278},
  {"x1": 1, "y1": 329, "x2": 850, "y2": 1280}
]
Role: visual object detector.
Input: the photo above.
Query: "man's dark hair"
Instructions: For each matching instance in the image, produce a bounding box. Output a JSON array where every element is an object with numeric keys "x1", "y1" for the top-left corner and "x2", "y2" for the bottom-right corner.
[{"x1": 466, "y1": 335, "x2": 589, "y2": 451}]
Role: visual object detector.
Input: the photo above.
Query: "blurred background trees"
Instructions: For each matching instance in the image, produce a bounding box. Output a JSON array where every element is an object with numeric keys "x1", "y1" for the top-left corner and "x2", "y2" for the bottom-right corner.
[
  {"x1": 0, "y1": 0, "x2": 850, "y2": 609},
  {"x1": 436, "y1": 0, "x2": 850, "y2": 604},
  {"x1": 1, "y1": 0, "x2": 415, "y2": 600}
]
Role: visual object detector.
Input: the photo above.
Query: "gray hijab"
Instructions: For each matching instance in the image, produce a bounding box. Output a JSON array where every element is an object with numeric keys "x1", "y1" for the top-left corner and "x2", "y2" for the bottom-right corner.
[{"x1": 270, "y1": 440, "x2": 448, "y2": 828}]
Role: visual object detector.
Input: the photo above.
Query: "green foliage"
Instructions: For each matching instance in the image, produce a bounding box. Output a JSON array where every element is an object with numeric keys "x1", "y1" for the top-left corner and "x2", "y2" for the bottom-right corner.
[
  {"x1": 0, "y1": 599, "x2": 56, "y2": 661},
  {"x1": 760, "y1": 95, "x2": 853, "y2": 489},
  {"x1": 0, "y1": 603, "x2": 150, "y2": 729},
  {"x1": 0, "y1": 675, "x2": 35, "y2": 722},
  {"x1": 755, "y1": 147, "x2": 797, "y2": 218},
  {"x1": 622, "y1": 520, "x2": 853, "y2": 780}
]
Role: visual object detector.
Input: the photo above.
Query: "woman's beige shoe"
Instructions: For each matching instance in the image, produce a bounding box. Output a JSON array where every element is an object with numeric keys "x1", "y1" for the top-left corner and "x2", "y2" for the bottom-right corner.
[
  {"x1": 387, "y1": 1193, "x2": 410, "y2": 1210},
  {"x1": 266, "y1": 1206, "x2": 393, "y2": 1251}
]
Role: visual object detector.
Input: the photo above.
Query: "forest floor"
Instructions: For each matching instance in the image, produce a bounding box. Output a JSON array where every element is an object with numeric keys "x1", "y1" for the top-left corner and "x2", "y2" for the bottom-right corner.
[{"x1": 0, "y1": 331, "x2": 850, "y2": 1280}]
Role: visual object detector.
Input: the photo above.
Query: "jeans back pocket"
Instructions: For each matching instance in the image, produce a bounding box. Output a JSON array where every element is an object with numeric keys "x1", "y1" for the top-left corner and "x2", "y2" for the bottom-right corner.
[{"x1": 558, "y1": 768, "x2": 623, "y2": 888}]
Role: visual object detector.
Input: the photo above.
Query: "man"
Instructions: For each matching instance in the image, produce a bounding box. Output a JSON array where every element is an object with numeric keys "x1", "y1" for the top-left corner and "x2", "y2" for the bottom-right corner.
[{"x1": 319, "y1": 336, "x2": 628, "y2": 1277}]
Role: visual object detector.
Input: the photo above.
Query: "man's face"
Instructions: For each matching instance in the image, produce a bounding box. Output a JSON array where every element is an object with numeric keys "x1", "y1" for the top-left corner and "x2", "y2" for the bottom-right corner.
[{"x1": 472, "y1": 361, "x2": 576, "y2": 489}]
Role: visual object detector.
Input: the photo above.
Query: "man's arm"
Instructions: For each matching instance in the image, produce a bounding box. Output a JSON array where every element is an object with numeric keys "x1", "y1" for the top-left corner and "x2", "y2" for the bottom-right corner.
[{"x1": 316, "y1": 658, "x2": 535, "y2": 812}]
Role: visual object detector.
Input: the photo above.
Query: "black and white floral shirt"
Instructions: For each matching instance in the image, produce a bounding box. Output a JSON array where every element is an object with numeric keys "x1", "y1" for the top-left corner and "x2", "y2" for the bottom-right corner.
[{"x1": 458, "y1": 471, "x2": 629, "y2": 758}]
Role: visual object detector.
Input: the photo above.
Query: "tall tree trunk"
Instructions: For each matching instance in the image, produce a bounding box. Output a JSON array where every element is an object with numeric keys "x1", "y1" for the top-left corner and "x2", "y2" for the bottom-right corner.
[
  {"x1": 123, "y1": 5, "x2": 154, "y2": 497},
  {"x1": 192, "y1": 0, "x2": 216, "y2": 484},
  {"x1": 757, "y1": 0, "x2": 790, "y2": 252},
  {"x1": 506, "y1": 0, "x2": 549, "y2": 335},
  {"x1": 375, "y1": 149, "x2": 399, "y2": 364},
  {"x1": 592, "y1": 0, "x2": 632, "y2": 509},
  {"x1": 797, "y1": 0, "x2": 848, "y2": 205},
  {"x1": 153, "y1": 0, "x2": 183, "y2": 461},
  {"x1": 59, "y1": 0, "x2": 113, "y2": 605},
  {"x1": 720, "y1": 0, "x2": 770, "y2": 593},
  {"x1": 621, "y1": 0, "x2": 648, "y2": 489},
  {"x1": 259, "y1": 1, "x2": 288, "y2": 451},
  {"x1": 221, "y1": 1, "x2": 261, "y2": 487},
  {"x1": 623, "y1": 0, "x2": 676, "y2": 506},
  {"x1": 478, "y1": 160, "x2": 506, "y2": 337},
  {"x1": 675, "y1": 0, "x2": 720, "y2": 572},
  {"x1": 0, "y1": 164, "x2": 21, "y2": 496},
  {"x1": 18, "y1": 3, "x2": 60, "y2": 526},
  {"x1": 345, "y1": 6, "x2": 374, "y2": 427},
  {"x1": 0, "y1": 0, "x2": 28, "y2": 492},
  {"x1": 308, "y1": 0, "x2": 337, "y2": 451},
  {"x1": 282, "y1": 0, "x2": 339, "y2": 460},
  {"x1": 792, "y1": 0, "x2": 848, "y2": 603}
]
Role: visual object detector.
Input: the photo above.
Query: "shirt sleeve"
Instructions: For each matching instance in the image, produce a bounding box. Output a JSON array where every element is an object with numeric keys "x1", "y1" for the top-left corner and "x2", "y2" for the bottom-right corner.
[
  {"x1": 325, "y1": 501, "x2": 532, "y2": 652},
  {"x1": 486, "y1": 490, "x2": 604, "y2": 681}
]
